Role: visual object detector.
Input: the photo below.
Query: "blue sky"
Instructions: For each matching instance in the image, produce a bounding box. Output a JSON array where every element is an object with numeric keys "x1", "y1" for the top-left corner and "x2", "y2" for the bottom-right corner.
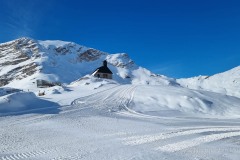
[{"x1": 0, "y1": 0, "x2": 240, "y2": 78}]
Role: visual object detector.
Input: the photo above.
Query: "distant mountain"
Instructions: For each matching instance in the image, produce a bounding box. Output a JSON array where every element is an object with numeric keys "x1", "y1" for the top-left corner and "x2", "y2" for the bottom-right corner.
[
  {"x1": 177, "y1": 66, "x2": 240, "y2": 98},
  {"x1": 0, "y1": 37, "x2": 177, "y2": 89}
]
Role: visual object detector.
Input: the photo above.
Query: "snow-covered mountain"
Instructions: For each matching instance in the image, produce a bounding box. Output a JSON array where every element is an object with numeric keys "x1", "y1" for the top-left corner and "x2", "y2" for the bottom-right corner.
[
  {"x1": 0, "y1": 37, "x2": 177, "y2": 89},
  {"x1": 177, "y1": 66, "x2": 240, "y2": 98},
  {"x1": 1, "y1": 37, "x2": 239, "y2": 98}
]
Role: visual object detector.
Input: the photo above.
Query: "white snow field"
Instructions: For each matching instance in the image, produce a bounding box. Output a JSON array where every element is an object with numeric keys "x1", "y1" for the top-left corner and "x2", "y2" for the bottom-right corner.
[{"x1": 1, "y1": 84, "x2": 240, "y2": 160}]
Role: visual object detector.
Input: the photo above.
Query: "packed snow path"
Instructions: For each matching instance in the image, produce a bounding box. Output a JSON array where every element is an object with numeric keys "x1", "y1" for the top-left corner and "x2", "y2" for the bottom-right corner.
[
  {"x1": 72, "y1": 85, "x2": 136, "y2": 112},
  {"x1": 0, "y1": 85, "x2": 240, "y2": 160}
]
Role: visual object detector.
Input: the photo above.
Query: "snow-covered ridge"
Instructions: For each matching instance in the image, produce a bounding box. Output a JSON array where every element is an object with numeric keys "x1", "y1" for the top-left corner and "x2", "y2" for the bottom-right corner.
[
  {"x1": 0, "y1": 37, "x2": 177, "y2": 89},
  {"x1": 177, "y1": 66, "x2": 240, "y2": 98}
]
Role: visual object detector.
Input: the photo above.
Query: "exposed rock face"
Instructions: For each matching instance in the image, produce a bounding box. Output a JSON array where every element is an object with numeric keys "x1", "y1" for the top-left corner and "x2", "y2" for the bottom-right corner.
[
  {"x1": 53, "y1": 43, "x2": 79, "y2": 55},
  {"x1": 0, "y1": 63, "x2": 38, "y2": 86},
  {"x1": 78, "y1": 49, "x2": 107, "y2": 62},
  {"x1": 106, "y1": 53, "x2": 135, "y2": 68},
  {"x1": 0, "y1": 38, "x2": 40, "y2": 86}
]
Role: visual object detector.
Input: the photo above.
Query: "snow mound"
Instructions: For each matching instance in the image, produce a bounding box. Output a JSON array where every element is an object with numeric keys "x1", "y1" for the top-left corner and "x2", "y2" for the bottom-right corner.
[
  {"x1": 0, "y1": 90, "x2": 60, "y2": 116},
  {"x1": 131, "y1": 85, "x2": 240, "y2": 118}
]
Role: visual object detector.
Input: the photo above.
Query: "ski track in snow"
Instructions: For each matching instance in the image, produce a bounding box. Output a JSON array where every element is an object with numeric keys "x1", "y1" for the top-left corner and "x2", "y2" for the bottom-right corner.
[
  {"x1": 72, "y1": 85, "x2": 137, "y2": 112},
  {"x1": 0, "y1": 150, "x2": 47, "y2": 160},
  {"x1": 0, "y1": 85, "x2": 138, "y2": 159},
  {"x1": 1, "y1": 85, "x2": 240, "y2": 159},
  {"x1": 156, "y1": 131, "x2": 240, "y2": 152},
  {"x1": 72, "y1": 85, "x2": 240, "y2": 153},
  {"x1": 121, "y1": 126, "x2": 240, "y2": 152},
  {"x1": 123, "y1": 127, "x2": 240, "y2": 146},
  {"x1": 0, "y1": 85, "x2": 125, "y2": 128}
]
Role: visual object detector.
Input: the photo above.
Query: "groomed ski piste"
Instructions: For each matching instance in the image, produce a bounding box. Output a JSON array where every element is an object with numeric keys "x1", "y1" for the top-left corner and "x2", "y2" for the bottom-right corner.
[{"x1": 1, "y1": 83, "x2": 240, "y2": 160}]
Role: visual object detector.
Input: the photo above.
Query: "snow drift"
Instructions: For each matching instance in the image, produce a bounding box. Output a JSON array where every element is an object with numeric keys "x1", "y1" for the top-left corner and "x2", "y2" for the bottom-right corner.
[
  {"x1": 0, "y1": 88, "x2": 60, "y2": 116},
  {"x1": 131, "y1": 85, "x2": 240, "y2": 118}
]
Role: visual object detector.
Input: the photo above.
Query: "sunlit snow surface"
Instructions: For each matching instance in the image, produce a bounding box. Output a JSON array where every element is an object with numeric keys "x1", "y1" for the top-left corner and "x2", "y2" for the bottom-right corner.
[
  {"x1": 178, "y1": 66, "x2": 240, "y2": 98},
  {"x1": 1, "y1": 83, "x2": 240, "y2": 160}
]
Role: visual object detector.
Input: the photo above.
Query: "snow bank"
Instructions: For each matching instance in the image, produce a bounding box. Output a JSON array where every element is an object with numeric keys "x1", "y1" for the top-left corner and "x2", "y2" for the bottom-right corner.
[
  {"x1": 0, "y1": 91, "x2": 60, "y2": 116},
  {"x1": 132, "y1": 85, "x2": 240, "y2": 117},
  {"x1": 0, "y1": 88, "x2": 22, "y2": 96}
]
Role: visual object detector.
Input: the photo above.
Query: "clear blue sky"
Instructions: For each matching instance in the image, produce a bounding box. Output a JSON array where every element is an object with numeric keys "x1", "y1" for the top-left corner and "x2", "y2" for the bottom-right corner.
[{"x1": 0, "y1": 0, "x2": 240, "y2": 78}]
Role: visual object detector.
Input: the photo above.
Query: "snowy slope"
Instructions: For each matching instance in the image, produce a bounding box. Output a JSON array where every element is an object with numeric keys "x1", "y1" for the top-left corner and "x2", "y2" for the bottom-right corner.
[
  {"x1": 1, "y1": 84, "x2": 240, "y2": 160},
  {"x1": 0, "y1": 37, "x2": 177, "y2": 90},
  {"x1": 130, "y1": 85, "x2": 240, "y2": 118},
  {"x1": 177, "y1": 66, "x2": 240, "y2": 98}
]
